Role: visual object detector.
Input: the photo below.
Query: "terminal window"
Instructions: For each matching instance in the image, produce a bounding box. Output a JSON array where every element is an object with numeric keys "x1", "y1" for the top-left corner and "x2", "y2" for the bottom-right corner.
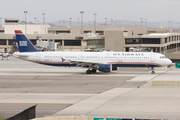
[
  {"x1": 48, "y1": 30, "x2": 70, "y2": 34},
  {"x1": 55, "y1": 40, "x2": 62, "y2": 45},
  {"x1": 56, "y1": 31, "x2": 70, "y2": 33},
  {"x1": 96, "y1": 31, "x2": 104, "y2": 35},
  {"x1": 142, "y1": 38, "x2": 160, "y2": 44},
  {"x1": 0, "y1": 40, "x2": 6, "y2": 45},
  {"x1": 87, "y1": 39, "x2": 104, "y2": 46},
  {"x1": 165, "y1": 38, "x2": 167, "y2": 43},
  {"x1": 84, "y1": 31, "x2": 92, "y2": 33},
  {"x1": 125, "y1": 38, "x2": 141, "y2": 44},
  {"x1": 64, "y1": 40, "x2": 81, "y2": 46},
  {"x1": 148, "y1": 31, "x2": 156, "y2": 33},
  {"x1": 8, "y1": 40, "x2": 17, "y2": 45},
  {"x1": 0, "y1": 30, "x2": 4, "y2": 33}
]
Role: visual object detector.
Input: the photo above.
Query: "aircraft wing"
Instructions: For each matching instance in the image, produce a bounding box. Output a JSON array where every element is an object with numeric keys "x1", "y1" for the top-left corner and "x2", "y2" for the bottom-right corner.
[{"x1": 70, "y1": 60, "x2": 108, "y2": 66}]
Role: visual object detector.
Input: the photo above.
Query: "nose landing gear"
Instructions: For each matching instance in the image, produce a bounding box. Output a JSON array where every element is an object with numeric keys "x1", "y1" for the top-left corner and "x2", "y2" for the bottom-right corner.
[{"x1": 151, "y1": 67, "x2": 155, "y2": 74}]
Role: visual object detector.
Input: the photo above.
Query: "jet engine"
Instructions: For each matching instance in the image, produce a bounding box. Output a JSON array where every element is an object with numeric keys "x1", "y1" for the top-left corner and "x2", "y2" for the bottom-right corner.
[{"x1": 98, "y1": 64, "x2": 112, "y2": 72}]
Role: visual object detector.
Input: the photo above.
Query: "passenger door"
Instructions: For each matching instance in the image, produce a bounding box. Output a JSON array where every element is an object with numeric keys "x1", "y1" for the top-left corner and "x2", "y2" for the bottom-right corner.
[
  {"x1": 150, "y1": 53, "x2": 155, "y2": 62},
  {"x1": 78, "y1": 54, "x2": 82, "y2": 60},
  {"x1": 36, "y1": 53, "x2": 41, "y2": 61}
]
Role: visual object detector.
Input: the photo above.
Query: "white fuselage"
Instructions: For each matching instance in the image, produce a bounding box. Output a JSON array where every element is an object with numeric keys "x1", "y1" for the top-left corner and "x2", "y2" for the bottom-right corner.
[{"x1": 13, "y1": 51, "x2": 172, "y2": 68}]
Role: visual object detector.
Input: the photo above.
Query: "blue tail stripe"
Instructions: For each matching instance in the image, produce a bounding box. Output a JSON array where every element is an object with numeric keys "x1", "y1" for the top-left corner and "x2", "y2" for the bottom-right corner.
[{"x1": 15, "y1": 33, "x2": 39, "y2": 52}]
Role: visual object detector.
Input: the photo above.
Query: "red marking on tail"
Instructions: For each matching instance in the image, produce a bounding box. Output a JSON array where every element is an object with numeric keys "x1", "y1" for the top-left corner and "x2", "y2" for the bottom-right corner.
[{"x1": 15, "y1": 30, "x2": 23, "y2": 34}]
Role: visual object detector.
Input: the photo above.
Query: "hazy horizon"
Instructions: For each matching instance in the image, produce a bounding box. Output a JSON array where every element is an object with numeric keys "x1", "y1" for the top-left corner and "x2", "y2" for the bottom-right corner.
[{"x1": 0, "y1": 0, "x2": 180, "y2": 24}]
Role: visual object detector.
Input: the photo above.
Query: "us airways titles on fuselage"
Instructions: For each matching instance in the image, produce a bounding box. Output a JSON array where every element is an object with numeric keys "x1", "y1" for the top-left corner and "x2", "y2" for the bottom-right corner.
[{"x1": 113, "y1": 53, "x2": 144, "y2": 56}]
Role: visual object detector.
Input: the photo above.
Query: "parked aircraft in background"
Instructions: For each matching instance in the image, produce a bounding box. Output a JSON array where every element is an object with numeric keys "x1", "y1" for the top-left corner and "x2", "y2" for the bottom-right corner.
[
  {"x1": 0, "y1": 52, "x2": 10, "y2": 60},
  {"x1": 13, "y1": 30, "x2": 172, "y2": 74}
]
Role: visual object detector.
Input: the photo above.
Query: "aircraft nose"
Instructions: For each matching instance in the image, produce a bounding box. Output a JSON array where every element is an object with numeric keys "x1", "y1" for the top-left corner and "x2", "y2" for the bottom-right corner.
[{"x1": 168, "y1": 59, "x2": 172, "y2": 65}]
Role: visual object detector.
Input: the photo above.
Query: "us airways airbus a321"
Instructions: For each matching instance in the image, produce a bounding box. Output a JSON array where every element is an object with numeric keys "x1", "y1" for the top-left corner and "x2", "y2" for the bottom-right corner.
[{"x1": 13, "y1": 30, "x2": 172, "y2": 74}]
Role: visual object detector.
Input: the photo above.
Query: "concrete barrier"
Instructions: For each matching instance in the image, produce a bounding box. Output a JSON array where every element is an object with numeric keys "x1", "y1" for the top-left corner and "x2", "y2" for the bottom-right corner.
[
  {"x1": 8, "y1": 105, "x2": 36, "y2": 120},
  {"x1": 145, "y1": 81, "x2": 180, "y2": 87},
  {"x1": 30, "y1": 116, "x2": 162, "y2": 120}
]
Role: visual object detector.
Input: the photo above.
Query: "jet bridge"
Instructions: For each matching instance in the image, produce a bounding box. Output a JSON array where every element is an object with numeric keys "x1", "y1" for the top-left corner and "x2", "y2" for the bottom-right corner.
[{"x1": 36, "y1": 39, "x2": 61, "y2": 51}]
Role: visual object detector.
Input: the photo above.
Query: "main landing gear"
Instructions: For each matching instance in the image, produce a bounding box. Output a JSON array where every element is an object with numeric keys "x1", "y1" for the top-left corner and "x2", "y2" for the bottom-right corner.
[
  {"x1": 151, "y1": 67, "x2": 155, "y2": 74},
  {"x1": 86, "y1": 69, "x2": 97, "y2": 74}
]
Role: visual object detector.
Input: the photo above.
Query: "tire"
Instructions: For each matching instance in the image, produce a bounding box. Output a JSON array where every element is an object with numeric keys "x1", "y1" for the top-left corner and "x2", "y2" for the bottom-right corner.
[
  {"x1": 86, "y1": 70, "x2": 91, "y2": 74},
  {"x1": 92, "y1": 69, "x2": 96, "y2": 73}
]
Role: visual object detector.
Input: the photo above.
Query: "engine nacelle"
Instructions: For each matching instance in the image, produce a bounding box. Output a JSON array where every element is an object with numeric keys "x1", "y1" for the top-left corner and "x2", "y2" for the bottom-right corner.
[{"x1": 98, "y1": 64, "x2": 112, "y2": 72}]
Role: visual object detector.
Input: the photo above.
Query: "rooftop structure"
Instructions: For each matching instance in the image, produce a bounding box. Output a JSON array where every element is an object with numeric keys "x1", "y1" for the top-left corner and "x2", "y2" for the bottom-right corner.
[{"x1": 4, "y1": 18, "x2": 19, "y2": 24}]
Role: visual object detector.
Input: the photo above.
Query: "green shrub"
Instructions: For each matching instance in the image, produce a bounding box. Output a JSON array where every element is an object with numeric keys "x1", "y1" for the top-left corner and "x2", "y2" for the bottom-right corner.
[{"x1": 0, "y1": 114, "x2": 5, "y2": 120}]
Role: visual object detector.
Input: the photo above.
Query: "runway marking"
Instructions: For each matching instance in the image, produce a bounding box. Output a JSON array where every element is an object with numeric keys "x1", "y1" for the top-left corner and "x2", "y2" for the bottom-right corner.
[
  {"x1": 0, "y1": 93, "x2": 96, "y2": 95},
  {"x1": 0, "y1": 102, "x2": 74, "y2": 104}
]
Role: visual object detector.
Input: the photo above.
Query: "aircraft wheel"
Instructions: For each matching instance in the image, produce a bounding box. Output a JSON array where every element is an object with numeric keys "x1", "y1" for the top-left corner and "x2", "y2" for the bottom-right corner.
[
  {"x1": 151, "y1": 71, "x2": 155, "y2": 74},
  {"x1": 91, "y1": 69, "x2": 96, "y2": 73},
  {"x1": 86, "y1": 70, "x2": 91, "y2": 74}
]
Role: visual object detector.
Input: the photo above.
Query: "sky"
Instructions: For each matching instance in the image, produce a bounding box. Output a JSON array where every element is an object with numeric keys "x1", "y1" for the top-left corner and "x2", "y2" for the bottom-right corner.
[{"x1": 0, "y1": 0, "x2": 180, "y2": 24}]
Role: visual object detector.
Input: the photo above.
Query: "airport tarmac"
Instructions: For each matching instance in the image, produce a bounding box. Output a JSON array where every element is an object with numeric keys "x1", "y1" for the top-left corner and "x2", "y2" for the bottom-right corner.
[{"x1": 0, "y1": 57, "x2": 180, "y2": 119}]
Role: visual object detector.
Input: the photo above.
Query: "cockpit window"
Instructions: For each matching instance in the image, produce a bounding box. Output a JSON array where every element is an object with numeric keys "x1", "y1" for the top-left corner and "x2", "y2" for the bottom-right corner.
[{"x1": 160, "y1": 56, "x2": 167, "y2": 59}]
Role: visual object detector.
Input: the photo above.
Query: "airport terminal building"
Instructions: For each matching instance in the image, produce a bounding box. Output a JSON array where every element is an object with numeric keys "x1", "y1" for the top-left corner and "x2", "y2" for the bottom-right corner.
[{"x1": 0, "y1": 18, "x2": 179, "y2": 55}]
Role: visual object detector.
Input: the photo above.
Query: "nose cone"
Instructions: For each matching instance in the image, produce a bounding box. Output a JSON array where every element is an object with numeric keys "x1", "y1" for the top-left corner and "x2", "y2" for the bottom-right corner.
[{"x1": 167, "y1": 59, "x2": 172, "y2": 66}]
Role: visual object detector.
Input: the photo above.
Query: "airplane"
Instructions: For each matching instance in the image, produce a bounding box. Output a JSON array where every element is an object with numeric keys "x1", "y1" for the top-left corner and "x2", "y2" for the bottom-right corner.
[
  {"x1": 0, "y1": 52, "x2": 10, "y2": 60},
  {"x1": 13, "y1": 30, "x2": 172, "y2": 74}
]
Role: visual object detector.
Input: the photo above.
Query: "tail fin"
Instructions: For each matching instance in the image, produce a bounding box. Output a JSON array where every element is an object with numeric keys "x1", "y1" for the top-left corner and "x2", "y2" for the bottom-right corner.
[{"x1": 15, "y1": 30, "x2": 39, "y2": 52}]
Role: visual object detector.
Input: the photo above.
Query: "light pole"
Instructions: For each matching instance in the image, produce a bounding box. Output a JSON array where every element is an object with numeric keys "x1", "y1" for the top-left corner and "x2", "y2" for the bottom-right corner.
[
  {"x1": 156, "y1": 22, "x2": 157, "y2": 28},
  {"x1": 80, "y1": 11, "x2": 84, "y2": 34},
  {"x1": 140, "y1": 18, "x2": 143, "y2": 26},
  {"x1": 105, "y1": 18, "x2": 107, "y2": 26},
  {"x1": 24, "y1": 11, "x2": 27, "y2": 34},
  {"x1": 114, "y1": 21, "x2": 117, "y2": 26},
  {"x1": 42, "y1": 13, "x2": 45, "y2": 25},
  {"x1": 111, "y1": 19, "x2": 113, "y2": 26},
  {"x1": 0, "y1": 17, "x2": 2, "y2": 26},
  {"x1": 59, "y1": 22, "x2": 61, "y2": 27},
  {"x1": 118, "y1": 21, "x2": 121, "y2": 26},
  {"x1": 44, "y1": 18, "x2": 46, "y2": 24},
  {"x1": 145, "y1": 19, "x2": 147, "y2": 27},
  {"x1": 34, "y1": 17, "x2": 36, "y2": 24},
  {"x1": 177, "y1": 22, "x2": 179, "y2": 29},
  {"x1": 77, "y1": 18, "x2": 79, "y2": 26},
  {"x1": 69, "y1": 18, "x2": 72, "y2": 26},
  {"x1": 93, "y1": 13, "x2": 97, "y2": 33}
]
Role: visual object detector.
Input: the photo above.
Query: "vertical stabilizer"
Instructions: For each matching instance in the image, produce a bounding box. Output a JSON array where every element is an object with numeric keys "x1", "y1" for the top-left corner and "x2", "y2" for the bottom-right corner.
[{"x1": 15, "y1": 30, "x2": 39, "y2": 52}]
